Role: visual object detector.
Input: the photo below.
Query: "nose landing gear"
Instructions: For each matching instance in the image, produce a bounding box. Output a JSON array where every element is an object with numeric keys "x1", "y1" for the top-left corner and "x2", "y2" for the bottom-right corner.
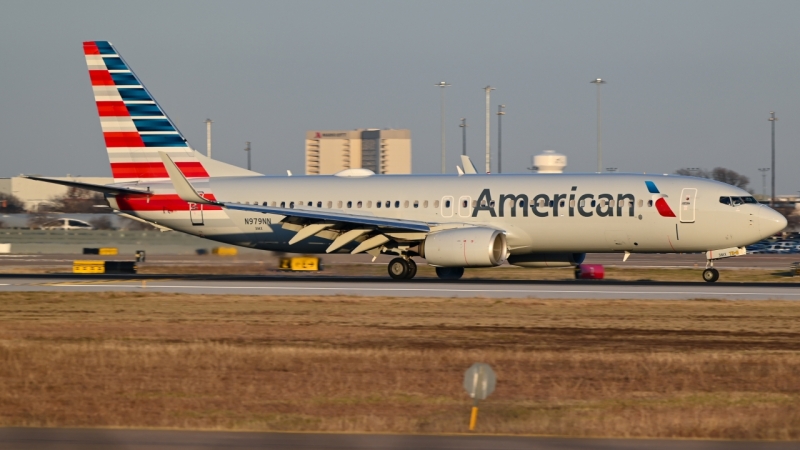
[{"x1": 388, "y1": 257, "x2": 417, "y2": 280}]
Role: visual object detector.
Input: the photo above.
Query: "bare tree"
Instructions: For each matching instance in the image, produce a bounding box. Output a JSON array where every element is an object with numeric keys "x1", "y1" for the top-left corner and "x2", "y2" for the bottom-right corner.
[
  {"x1": 44, "y1": 187, "x2": 106, "y2": 213},
  {"x1": 675, "y1": 167, "x2": 750, "y2": 190},
  {"x1": 0, "y1": 193, "x2": 26, "y2": 213}
]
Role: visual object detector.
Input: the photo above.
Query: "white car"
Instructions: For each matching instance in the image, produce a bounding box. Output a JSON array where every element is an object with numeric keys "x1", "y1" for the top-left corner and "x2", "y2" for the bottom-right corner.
[{"x1": 41, "y1": 219, "x2": 94, "y2": 230}]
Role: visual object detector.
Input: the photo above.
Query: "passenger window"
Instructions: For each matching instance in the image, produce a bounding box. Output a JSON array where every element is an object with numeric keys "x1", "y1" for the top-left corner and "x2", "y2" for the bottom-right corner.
[
  {"x1": 519, "y1": 200, "x2": 525, "y2": 208},
  {"x1": 337, "y1": 201, "x2": 342, "y2": 208},
  {"x1": 549, "y1": 200, "x2": 554, "y2": 207},
  {"x1": 414, "y1": 200, "x2": 419, "y2": 208},
  {"x1": 271, "y1": 201, "x2": 277, "y2": 207},
  {"x1": 591, "y1": 200, "x2": 596, "y2": 207},
  {"x1": 719, "y1": 196, "x2": 731, "y2": 206},
  {"x1": 262, "y1": 202, "x2": 268, "y2": 206},
  {"x1": 290, "y1": 202, "x2": 295, "y2": 208},
  {"x1": 647, "y1": 200, "x2": 653, "y2": 207},
  {"x1": 569, "y1": 200, "x2": 575, "y2": 208},
  {"x1": 559, "y1": 200, "x2": 565, "y2": 207},
  {"x1": 445, "y1": 200, "x2": 451, "y2": 208},
  {"x1": 327, "y1": 201, "x2": 332, "y2": 208},
  {"x1": 463, "y1": 200, "x2": 469, "y2": 208},
  {"x1": 385, "y1": 201, "x2": 390, "y2": 208},
  {"x1": 473, "y1": 200, "x2": 477, "y2": 207},
  {"x1": 245, "y1": 202, "x2": 250, "y2": 205},
  {"x1": 424, "y1": 200, "x2": 429, "y2": 208},
  {"x1": 490, "y1": 200, "x2": 495, "y2": 208},
  {"x1": 395, "y1": 201, "x2": 400, "y2": 208},
  {"x1": 280, "y1": 201, "x2": 286, "y2": 208},
  {"x1": 579, "y1": 199, "x2": 585, "y2": 207},
  {"x1": 367, "y1": 201, "x2": 372, "y2": 208},
  {"x1": 308, "y1": 201, "x2": 312, "y2": 206},
  {"x1": 347, "y1": 201, "x2": 352, "y2": 208},
  {"x1": 434, "y1": 200, "x2": 440, "y2": 208},
  {"x1": 357, "y1": 201, "x2": 363, "y2": 208},
  {"x1": 377, "y1": 201, "x2": 382, "y2": 208},
  {"x1": 404, "y1": 201, "x2": 409, "y2": 208},
  {"x1": 317, "y1": 201, "x2": 322, "y2": 207},
  {"x1": 637, "y1": 199, "x2": 643, "y2": 207}
]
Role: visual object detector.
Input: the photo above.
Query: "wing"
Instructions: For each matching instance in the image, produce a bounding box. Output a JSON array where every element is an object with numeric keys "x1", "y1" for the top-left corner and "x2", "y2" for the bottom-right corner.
[{"x1": 159, "y1": 152, "x2": 433, "y2": 254}]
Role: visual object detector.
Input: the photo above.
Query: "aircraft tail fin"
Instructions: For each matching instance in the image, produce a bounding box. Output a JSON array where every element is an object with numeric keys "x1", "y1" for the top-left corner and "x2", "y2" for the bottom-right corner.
[{"x1": 83, "y1": 41, "x2": 259, "y2": 182}]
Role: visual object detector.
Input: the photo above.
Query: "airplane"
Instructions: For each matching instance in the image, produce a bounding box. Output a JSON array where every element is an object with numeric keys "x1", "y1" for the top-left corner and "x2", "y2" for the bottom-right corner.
[{"x1": 26, "y1": 41, "x2": 787, "y2": 283}]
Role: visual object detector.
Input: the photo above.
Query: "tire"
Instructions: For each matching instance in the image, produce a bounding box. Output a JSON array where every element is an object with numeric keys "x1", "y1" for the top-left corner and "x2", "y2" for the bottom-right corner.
[
  {"x1": 702, "y1": 268, "x2": 719, "y2": 283},
  {"x1": 405, "y1": 259, "x2": 417, "y2": 279},
  {"x1": 388, "y1": 258, "x2": 409, "y2": 280},
  {"x1": 435, "y1": 267, "x2": 464, "y2": 280}
]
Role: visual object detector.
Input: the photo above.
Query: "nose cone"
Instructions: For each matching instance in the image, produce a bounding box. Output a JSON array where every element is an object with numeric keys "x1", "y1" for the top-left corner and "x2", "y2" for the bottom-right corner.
[{"x1": 759, "y1": 206, "x2": 787, "y2": 238}]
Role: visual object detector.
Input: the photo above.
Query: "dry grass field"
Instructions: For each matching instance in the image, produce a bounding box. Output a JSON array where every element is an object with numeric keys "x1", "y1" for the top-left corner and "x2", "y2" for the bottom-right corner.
[{"x1": 0, "y1": 292, "x2": 799, "y2": 439}]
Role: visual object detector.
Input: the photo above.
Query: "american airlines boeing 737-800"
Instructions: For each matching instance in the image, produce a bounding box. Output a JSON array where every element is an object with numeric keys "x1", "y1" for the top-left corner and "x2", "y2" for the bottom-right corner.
[{"x1": 27, "y1": 41, "x2": 787, "y2": 282}]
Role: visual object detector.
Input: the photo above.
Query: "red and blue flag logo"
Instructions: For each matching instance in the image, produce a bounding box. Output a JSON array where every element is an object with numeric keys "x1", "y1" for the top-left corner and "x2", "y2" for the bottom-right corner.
[{"x1": 645, "y1": 181, "x2": 676, "y2": 217}]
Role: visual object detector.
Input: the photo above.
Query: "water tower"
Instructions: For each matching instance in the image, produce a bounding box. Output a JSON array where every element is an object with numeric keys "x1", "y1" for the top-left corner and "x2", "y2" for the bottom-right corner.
[{"x1": 532, "y1": 150, "x2": 567, "y2": 173}]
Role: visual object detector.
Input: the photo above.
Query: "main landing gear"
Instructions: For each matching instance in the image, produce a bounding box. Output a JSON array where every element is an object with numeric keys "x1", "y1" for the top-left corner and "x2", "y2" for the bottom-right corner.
[
  {"x1": 702, "y1": 267, "x2": 720, "y2": 283},
  {"x1": 435, "y1": 267, "x2": 464, "y2": 280},
  {"x1": 388, "y1": 257, "x2": 417, "y2": 280}
]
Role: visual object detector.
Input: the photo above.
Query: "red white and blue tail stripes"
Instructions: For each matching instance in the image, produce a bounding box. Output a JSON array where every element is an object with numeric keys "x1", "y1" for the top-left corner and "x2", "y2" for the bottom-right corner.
[
  {"x1": 645, "y1": 181, "x2": 676, "y2": 217},
  {"x1": 83, "y1": 41, "x2": 208, "y2": 182}
]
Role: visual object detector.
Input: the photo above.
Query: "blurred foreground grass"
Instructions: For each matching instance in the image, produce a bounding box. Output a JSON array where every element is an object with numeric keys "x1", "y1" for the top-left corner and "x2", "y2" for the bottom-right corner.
[{"x1": 0, "y1": 292, "x2": 799, "y2": 438}]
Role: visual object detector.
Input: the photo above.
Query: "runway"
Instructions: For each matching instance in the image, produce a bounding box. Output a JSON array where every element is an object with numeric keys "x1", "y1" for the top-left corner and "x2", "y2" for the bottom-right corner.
[
  {"x1": 0, "y1": 428, "x2": 796, "y2": 450},
  {"x1": 0, "y1": 273, "x2": 798, "y2": 299}
]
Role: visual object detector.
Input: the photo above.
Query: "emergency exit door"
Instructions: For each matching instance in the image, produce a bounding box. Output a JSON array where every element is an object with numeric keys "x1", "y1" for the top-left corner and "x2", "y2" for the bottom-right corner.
[{"x1": 679, "y1": 188, "x2": 697, "y2": 223}]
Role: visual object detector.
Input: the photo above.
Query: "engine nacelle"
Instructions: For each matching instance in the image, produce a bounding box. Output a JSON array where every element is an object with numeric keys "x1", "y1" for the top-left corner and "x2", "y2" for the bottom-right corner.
[
  {"x1": 420, "y1": 228, "x2": 508, "y2": 267},
  {"x1": 507, "y1": 252, "x2": 586, "y2": 268}
]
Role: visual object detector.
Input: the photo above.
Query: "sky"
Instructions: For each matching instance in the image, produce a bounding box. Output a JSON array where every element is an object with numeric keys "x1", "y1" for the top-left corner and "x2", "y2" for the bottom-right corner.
[{"x1": 1, "y1": 0, "x2": 799, "y2": 194}]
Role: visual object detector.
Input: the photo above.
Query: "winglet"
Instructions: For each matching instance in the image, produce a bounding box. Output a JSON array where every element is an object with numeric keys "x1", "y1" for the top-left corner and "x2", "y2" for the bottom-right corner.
[
  {"x1": 461, "y1": 155, "x2": 478, "y2": 174},
  {"x1": 158, "y1": 152, "x2": 216, "y2": 205}
]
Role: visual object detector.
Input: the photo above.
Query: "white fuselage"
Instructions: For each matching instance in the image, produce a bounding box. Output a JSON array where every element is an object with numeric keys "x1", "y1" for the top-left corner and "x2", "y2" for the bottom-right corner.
[{"x1": 106, "y1": 172, "x2": 785, "y2": 255}]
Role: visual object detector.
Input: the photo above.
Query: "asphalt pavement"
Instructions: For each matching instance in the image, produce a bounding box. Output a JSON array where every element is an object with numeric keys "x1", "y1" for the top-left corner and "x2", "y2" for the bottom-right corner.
[
  {"x1": 0, "y1": 428, "x2": 796, "y2": 450},
  {"x1": 1, "y1": 273, "x2": 798, "y2": 299}
]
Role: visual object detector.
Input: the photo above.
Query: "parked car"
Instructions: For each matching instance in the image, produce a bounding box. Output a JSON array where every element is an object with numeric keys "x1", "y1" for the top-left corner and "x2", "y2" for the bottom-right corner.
[{"x1": 41, "y1": 219, "x2": 94, "y2": 230}]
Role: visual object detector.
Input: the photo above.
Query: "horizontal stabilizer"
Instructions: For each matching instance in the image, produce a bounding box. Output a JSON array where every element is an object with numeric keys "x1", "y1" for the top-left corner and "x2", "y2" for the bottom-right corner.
[{"x1": 23, "y1": 176, "x2": 150, "y2": 195}]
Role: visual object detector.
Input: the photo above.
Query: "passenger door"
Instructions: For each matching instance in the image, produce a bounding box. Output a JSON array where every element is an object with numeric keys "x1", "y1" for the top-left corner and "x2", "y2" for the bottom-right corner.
[{"x1": 679, "y1": 188, "x2": 697, "y2": 223}]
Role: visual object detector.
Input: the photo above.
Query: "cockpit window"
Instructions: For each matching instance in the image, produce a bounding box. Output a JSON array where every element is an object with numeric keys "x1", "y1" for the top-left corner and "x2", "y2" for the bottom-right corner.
[
  {"x1": 731, "y1": 197, "x2": 743, "y2": 206},
  {"x1": 742, "y1": 196, "x2": 758, "y2": 204},
  {"x1": 719, "y1": 196, "x2": 731, "y2": 205}
]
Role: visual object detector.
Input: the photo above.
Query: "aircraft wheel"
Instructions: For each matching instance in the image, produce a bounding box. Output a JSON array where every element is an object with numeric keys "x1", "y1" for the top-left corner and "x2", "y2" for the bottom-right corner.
[
  {"x1": 435, "y1": 267, "x2": 464, "y2": 280},
  {"x1": 405, "y1": 259, "x2": 418, "y2": 279},
  {"x1": 702, "y1": 268, "x2": 719, "y2": 283},
  {"x1": 388, "y1": 258, "x2": 409, "y2": 280}
]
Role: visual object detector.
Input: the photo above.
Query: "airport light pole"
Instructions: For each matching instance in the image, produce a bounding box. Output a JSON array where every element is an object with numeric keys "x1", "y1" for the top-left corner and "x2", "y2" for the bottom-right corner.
[
  {"x1": 769, "y1": 111, "x2": 778, "y2": 207},
  {"x1": 436, "y1": 81, "x2": 451, "y2": 174},
  {"x1": 759, "y1": 167, "x2": 770, "y2": 200},
  {"x1": 460, "y1": 118, "x2": 467, "y2": 156},
  {"x1": 590, "y1": 79, "x2": 606, "y2": 172},
  {"x1": 484, "y1": 86, "x2": 495, "y2": 173},
  {"x1": 497, "y1": 105, "x2": 505, "y2": 173},
  {"x1": 205, "y1": 118, "x2": 213, "y2": 158},
  {"x1": 245, "y1": 141, "x2": 251, "y2": 171}
]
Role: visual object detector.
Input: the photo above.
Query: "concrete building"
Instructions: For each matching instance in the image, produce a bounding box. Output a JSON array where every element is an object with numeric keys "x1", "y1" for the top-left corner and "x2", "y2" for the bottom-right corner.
[
  {"x1": 0, "y1": 176, "x2": 113, "y2": 211},
  {"x1": 305, "y1": 129, "x2": 411, "y2": 175}
]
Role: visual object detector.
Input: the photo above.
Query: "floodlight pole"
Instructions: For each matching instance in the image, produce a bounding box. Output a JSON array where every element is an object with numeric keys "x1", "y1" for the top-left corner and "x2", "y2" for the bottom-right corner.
[
  {"x1": 205, "y1": 118, "x2": 213, "y2": 158},
  {"x1": 484, "y1": 86, "x2": 495, "y2": 173},
  {"x1": 497, "y1": 105, "x2": 505, "y2": 173},
  {"x1": 759, "y1": 167, "x2": 770, "y2": 200},
  {"x1": 245, "y1": 141, "x2": 251, "y2": 170},
  {"x1": 436, "y1": 81, "x2": 451, "y2": 174},
  {"x1": 459, "y1": 118, "x2": 467, "y2": 156},
  {"x1": 590, "y1": 79, "x2": 606, "y2": 172},
  {"x1": 769, "y1": 111, "x2": 778, "y2": 206}
]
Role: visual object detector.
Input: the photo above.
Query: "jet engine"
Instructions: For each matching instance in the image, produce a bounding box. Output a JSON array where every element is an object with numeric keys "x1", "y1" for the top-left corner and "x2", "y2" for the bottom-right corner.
[
  {"x1": 507, "y1": 252, "x2": 586, "y2": 268},
  {"x1": 419, "y1": 227, "x2": 508, "y2": 267}
]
